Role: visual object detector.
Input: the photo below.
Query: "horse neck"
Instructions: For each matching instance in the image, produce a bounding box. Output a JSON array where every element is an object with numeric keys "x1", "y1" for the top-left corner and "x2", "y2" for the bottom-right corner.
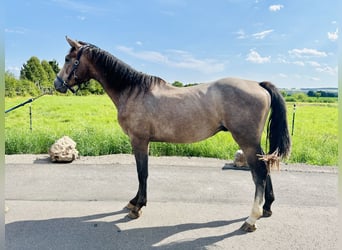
[{"x1": 86, "y1": 52, "x2": 148, "y2": 106}]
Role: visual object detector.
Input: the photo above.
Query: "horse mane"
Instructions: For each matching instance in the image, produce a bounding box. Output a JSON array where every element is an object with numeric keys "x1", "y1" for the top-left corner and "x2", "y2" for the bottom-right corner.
[{"x1": 81, "y1": 42, "x2": 166, "y2": 93}]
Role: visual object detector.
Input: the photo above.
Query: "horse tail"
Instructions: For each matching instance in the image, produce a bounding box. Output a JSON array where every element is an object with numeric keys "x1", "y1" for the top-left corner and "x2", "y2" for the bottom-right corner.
[{"x1": 259, "y1": 81, "x2": 291, "y2": 159}]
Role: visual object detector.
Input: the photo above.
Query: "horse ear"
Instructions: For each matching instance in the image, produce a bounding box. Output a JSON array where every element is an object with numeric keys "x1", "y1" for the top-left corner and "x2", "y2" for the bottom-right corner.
[{"x1": 65, "y1": 36, "x2": 82, "y2": 49}]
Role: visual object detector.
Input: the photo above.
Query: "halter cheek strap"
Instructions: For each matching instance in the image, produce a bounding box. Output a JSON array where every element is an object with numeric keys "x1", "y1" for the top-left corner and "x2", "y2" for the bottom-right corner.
[
  {"x1": 56, "y1": 46, "x2": 86, "y2": 94},
  {"x1": 56, "y1": 75, "x2": 77, "y2": 94}
]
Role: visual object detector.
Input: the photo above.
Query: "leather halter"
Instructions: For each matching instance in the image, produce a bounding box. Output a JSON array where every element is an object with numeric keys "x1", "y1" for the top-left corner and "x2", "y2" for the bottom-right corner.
[{"x1": 55, "y1": 46, "x2": 86, "y2": 94}]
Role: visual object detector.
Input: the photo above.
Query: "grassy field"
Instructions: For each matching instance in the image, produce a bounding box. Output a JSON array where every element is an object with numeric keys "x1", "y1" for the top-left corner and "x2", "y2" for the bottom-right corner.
[{"x1": 5, "y1": 95, "x2": 338, "y2": 166}]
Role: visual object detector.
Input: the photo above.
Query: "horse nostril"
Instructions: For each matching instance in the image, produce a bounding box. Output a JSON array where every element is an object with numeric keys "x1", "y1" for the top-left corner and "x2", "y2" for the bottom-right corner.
[{"x1": 54, "y1": 78, "x2": 68, "y2": 93}]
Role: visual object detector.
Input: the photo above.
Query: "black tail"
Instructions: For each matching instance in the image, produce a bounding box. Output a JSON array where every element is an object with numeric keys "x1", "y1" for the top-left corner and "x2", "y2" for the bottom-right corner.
[{"x1": 259, "y1": 81, "x2": 291, "y2": 159}]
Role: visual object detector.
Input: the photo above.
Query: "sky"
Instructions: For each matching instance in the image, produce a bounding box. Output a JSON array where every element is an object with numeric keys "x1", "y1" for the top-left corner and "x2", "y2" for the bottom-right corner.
[{"x1": 5, "y1": 0, "x2": 339, "y2": 89}]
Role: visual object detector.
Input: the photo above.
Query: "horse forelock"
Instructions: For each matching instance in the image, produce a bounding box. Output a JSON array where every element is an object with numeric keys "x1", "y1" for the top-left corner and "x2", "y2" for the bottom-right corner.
[{"x1": 83, "y1": 44, "x2": 166, "y2": 93}]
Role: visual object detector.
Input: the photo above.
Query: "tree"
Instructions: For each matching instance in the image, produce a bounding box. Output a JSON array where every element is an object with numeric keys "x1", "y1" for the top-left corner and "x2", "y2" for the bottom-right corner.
[
  {"x1": 307, "y1": 90, "x2": 315, "y2": 97},
  {"x1": 292, "y1": 93, "x2": 308, "y2": 102},
  {"x1": 20, "y1": 56, "x2": 49, "y2": 86},
  {"x1": 172, "y1": 81, "x2": 184, "y2": 87},
  {"x1": 41, "y1": 60, "x2": 56, "y2": 83},
  {"x1": 49, "y1": 59, "x2": 60, "y2": 74},
  {"x1": 185, "y1": 83, "x2": 199, "y2": 87},
  {"x1": 314, "y1": 92, "x2": 321, "y2": 99},
  {"x1": 280, "y1": 90, "x2": 288, "y2": 98},
  {"x1": 5, "y1": 71, "x2": 40, "y2": 96},
  {"x1": 77, "y1": 79, "x2": 105, "y2": 95},
  {"x1": 5, "y1": 71, "x2": 19, "y2": 97}
]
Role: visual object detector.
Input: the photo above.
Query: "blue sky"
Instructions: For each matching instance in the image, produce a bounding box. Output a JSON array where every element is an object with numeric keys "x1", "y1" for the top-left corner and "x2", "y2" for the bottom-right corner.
[{"x1": 5, "y1": 0, "x2": 339, "y2": 88}]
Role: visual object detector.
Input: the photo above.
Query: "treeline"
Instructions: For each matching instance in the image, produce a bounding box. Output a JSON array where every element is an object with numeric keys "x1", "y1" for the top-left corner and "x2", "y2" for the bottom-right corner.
[
  {"x1": 282, "y1": 92, "x2": 337, "y2": 103},
  {"x1": 5, "y1": 57, "x2": 59, "y2": 97},
  {"x1": 171, "y1": 81, "x2": 198, "y2": 87},
  {"x1": 307, "y1": 90, "x2": 338, "y2": 98},
  {"x1": 5, "y1": 56, "x2": 104, "y2": 97}
]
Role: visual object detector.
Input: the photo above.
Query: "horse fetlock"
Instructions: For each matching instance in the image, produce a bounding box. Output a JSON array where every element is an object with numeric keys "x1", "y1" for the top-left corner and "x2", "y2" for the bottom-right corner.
[
  {"x1": 240, "y1": 222, "x2": 257, "y2": 232},
  {"x1": 126, "y1": 202, "x2": 135, "y2": 211}
]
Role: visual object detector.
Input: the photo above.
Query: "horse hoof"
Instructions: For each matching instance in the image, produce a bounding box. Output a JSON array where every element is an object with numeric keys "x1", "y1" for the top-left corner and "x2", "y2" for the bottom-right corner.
[
  {"x1": 128, "y1": 208, "x2": 142, "y2": 219},
  {"x1": 125, "y1": 202, "x2": 135, "y2": 211},
  {"x1": 263, "y1": 209, "x2": 272, "y2": 217},
  {"x1": 240, "y1": 222, "x2": 257, "y2": 232}
]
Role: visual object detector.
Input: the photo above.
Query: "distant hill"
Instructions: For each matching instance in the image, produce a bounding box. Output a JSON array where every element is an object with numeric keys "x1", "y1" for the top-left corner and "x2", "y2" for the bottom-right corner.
[
  {"x1": 300, "y1": 87, "x2": 338, "y2": 93},
  {"x1": 281, "y1": 87, "x2": 338, "y2": 94}
]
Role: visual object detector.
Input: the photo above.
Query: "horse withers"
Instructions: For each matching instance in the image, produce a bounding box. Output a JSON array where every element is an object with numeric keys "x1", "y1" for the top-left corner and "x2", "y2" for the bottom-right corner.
[{"x1": 54, "y1": 37, "x2": 291, "y2": 232}]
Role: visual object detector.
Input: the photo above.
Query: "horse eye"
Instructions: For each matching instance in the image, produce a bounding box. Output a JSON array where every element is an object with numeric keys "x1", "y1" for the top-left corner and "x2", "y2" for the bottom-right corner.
[{"x1": 65, "y1": 57, "x2": 70, "y2": 63}]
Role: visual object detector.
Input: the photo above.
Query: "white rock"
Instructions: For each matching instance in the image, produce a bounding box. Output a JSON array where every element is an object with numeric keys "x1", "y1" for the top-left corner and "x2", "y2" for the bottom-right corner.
[
  {"x1": 233, "y1": 149, "x2": 248, "y2": 167},
  {"x1": 49, "y1": 136, "x2": 79, "y2": 162}
]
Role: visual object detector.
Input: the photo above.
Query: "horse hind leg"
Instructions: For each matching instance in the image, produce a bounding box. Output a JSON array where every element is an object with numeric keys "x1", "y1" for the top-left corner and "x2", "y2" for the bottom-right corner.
[
  {"x1": 263, "y1": 174, "x2": 275, "y2": 217},
  {"x1": 239, "y1": 146, "x2": 269, "y2": 232}
]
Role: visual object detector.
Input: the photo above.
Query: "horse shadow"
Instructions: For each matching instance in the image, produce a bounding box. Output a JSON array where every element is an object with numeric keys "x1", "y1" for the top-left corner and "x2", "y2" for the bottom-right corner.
[{"x1": 6, "y1": 208, "x2": 248, "y2": 250}]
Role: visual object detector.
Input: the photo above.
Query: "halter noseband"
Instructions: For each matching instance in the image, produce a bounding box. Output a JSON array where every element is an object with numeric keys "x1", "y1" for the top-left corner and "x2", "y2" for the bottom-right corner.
[{"x1": 56, "y1": 46, "x2": 86, "y2": 94}]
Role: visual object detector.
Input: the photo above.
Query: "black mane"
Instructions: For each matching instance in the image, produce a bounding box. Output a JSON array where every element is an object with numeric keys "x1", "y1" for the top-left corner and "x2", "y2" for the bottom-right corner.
[{"x1": 82, "y1": 44, "x2": 166, "y2": 93}]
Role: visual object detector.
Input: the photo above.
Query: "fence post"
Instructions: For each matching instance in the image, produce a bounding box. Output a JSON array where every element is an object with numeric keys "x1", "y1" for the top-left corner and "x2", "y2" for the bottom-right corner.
[
  {"x1": 29, "y1": 104, "x2": 32, "y2": 131},
  {"x1": 291, "y1": 103, "x2": 296, "y2": 136}
]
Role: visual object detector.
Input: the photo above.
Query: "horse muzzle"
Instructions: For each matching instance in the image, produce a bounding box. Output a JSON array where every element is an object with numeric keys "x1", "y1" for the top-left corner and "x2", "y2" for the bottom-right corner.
[{"x1": 54, "y1": 76, "x2": 77, "y2": 94}]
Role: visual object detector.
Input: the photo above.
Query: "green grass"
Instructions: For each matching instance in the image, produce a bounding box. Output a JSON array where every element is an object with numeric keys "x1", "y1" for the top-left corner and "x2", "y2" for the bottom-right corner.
[
  {"x1": 5, "y1": 95, "x2": 338, "y2": 166},
  {"x1": 286, "y1": 103, "x2": 338, "y2": 165}
]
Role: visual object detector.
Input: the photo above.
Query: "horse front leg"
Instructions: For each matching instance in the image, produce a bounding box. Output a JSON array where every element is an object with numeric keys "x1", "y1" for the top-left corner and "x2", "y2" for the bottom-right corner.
[{"x1": 126, "y1": 139, "x2": 149, "y2": 219}]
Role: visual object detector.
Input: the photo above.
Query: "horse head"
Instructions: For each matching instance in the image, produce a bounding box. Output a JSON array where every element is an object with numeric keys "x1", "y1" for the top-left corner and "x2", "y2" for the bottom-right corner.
[{"x1": 54, "y1": 37, "x2": 91, "y2": 93}]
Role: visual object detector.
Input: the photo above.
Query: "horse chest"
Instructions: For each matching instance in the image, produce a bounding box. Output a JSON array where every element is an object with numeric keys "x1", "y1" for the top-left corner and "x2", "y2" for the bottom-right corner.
[{"x1": 117, "y1": 106, "x2": 151, "y2": 137}]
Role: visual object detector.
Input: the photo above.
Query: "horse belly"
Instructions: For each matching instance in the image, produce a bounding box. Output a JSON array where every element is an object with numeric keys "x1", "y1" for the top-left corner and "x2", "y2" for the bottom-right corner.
[{"x1": 150, "y1": 114, "x2": 221, "y2": 143}]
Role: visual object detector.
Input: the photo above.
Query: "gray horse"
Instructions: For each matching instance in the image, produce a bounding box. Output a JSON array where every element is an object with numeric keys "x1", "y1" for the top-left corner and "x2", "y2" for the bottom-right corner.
[{"x1": 54, "y1": 37, "x2": 291, "y2": 232}]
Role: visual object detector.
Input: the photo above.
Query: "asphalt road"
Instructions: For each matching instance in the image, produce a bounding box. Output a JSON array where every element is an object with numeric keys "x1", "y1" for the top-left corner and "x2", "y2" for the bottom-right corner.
[{"x1": 5, "y1": 154, "x2": 338, "y2": 250}]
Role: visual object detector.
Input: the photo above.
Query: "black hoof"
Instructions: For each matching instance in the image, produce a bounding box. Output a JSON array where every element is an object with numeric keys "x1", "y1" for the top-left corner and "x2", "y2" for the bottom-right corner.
[
  {"x1": 240, "y1": 222, "x2": 257, "y2": 232},
  {"x1": 127, "y1": 207, "x2": 142, "y2": 219},
  {"x1": 263, "y1": 209, "x2": 272, "y2": 217}
]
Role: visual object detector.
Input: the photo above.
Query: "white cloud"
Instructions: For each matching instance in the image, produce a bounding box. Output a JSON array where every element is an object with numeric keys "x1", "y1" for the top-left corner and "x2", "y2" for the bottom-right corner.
[
  {"x1": 77, "y1": 16, "x2": 86, "y2": 21},
  {"x1": 51, "y1": 0, "x2": 106, "y2": 13},
  {"x1": 288, "y1": 48, "x2": 327, "y2": 58},
  {"x1": 169, "y1": 50, "x2": 225, "y2": 73},
  {"x1": 117, "y1": 46, "x2": 168, "y2": 63},
  {"x1": 5, "y1": 66, "x2": 21, "y2": 78},
  {"x1": 116, "y1": 46, "x2": 225, "y2": 74},
  {"x1": 307, "y1": 61, "x2": 321, "y2": 67},
  {"x1": 269, "y1": 4, "x2": 284, "y2": 12},
  {"x1": 246, "y1": 49, "x2": 270, "y2": 64},
  {"x1": 5, "y1": 27, "x2": 28, "y2": 34},
  {"x1": 327, "y1": 28, "x2": 338, "y2": 41},
  {"x1": 252, "y1": 29, "x2": 274, "y2": 39},
  {"x1": 310, "y1": 77, "x2": 320, "y2": 81},
  {"x1": 316, "y1": 66, "x2": 337, "y2": 75},
  {"x1": 236, "y1": 29, "x2": 247, "y2": 39},
  {"x1": 293, "y1": 61, "x2": 305, "y2": 66}
]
